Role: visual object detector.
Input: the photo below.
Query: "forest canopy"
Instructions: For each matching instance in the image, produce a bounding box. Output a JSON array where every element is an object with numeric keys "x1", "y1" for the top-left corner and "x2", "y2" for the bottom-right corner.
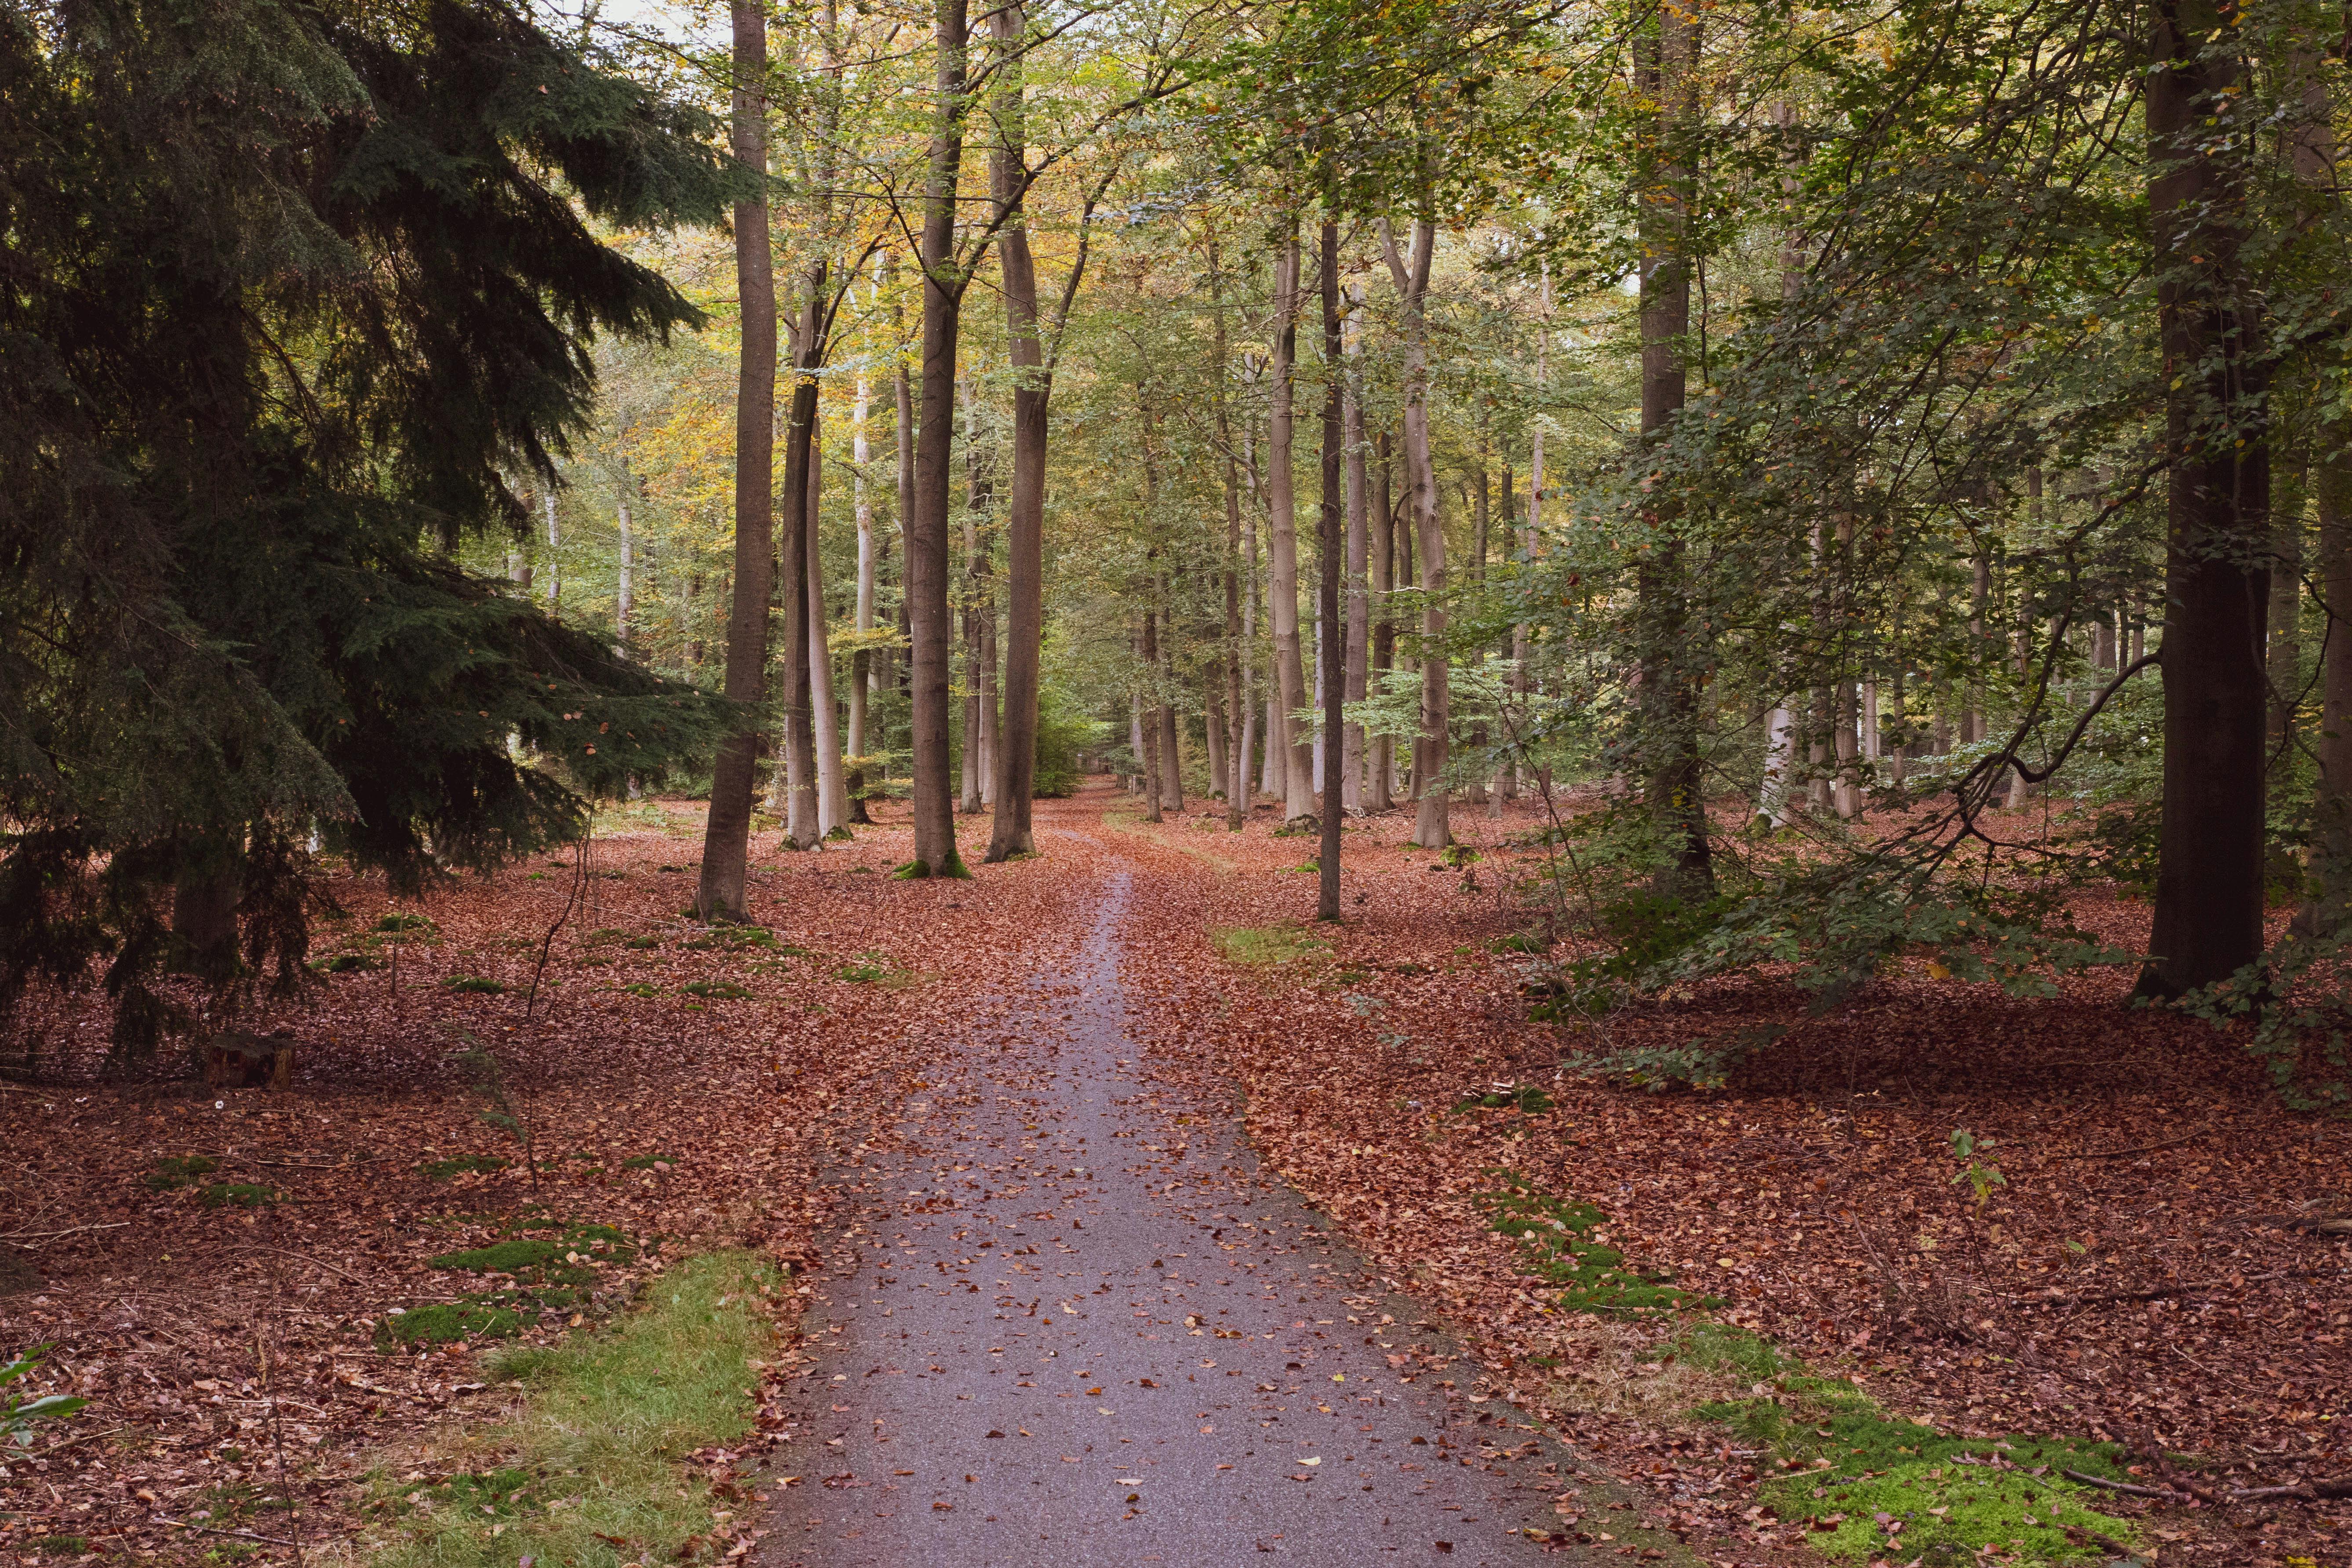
[{"x1": 4, "y1": 0, "x2": 2349, "y2": 1098}]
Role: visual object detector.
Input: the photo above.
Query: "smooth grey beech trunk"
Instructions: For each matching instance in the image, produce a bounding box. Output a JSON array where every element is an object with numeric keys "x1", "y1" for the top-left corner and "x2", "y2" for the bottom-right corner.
[
  {"x1": 906, "y1": 0, "x2": 971, "y2": 877},
  {"x1": 696, "y1": 2, "x2": 776, "y2": 922},
  {"x1": 1265, "y1": 231, "x2": 1314, "y2": 825},
  {"x1": 1382, "y1": 217, "x2": 1448, "y2": 848}
]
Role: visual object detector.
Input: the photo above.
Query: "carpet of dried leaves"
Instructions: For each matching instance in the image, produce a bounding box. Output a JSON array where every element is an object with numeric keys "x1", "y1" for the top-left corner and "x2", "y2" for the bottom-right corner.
[{"x1": 3, "y1": 780, "x2": 2347, "y2": 1568}]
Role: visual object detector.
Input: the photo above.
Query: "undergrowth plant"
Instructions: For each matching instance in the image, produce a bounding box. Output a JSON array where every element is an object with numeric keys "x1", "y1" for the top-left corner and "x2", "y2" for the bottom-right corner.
[{"x1": 357, "y1": 1252, "x2": 778, "y2": 1568}]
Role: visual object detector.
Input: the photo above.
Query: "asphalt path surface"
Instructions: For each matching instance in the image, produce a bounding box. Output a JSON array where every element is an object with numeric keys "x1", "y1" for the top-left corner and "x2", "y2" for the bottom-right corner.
[{"x1": 755, "y1": 865, "x2": 1683, "y2": 1568}]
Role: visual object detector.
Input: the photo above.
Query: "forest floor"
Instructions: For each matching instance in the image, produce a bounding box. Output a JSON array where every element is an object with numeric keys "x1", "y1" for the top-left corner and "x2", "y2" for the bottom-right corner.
[{"x1": 0, "y1": 779, "x2": 2345, "y2": 1568}]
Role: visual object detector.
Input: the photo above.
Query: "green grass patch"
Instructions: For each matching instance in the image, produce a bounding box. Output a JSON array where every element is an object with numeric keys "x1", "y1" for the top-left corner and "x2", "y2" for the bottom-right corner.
[
  {"x1": 682, "y1": 925, "x2": 776, "y2": 953},
  {"x1": 379, "y1": 1221, "x2": 641, "y2": 1350},
  {"x1": 1453, "y1": 1083, "x2": 1556, "y2": 1115},
  {"x1": 626, "y1": 935, "x2": 660, "y2": 949},
  {"x1": 832, "y1": 950, "x2": 918, "y2": 986},
  {"x1": 376, "y1": 1299, "x2": 528, "y2": 1350},
  {"x1": 359, "y1": 1251, "x2": 780, "y2": 1568},
  {"x1": 680, "y1": 980, "x2": 752, "y2": 1000},
  {"x1": 419, "y1": 1153, "x2": 509, "y2": 1181},
  {"x1": 317, "y1": 951, "x2": 384, "y2": 973},
  {"x1": 1209, "y1": 923, "x2": 1327, "y2": 966},
  {"x1": 199, "y1": 1182, "x2": 278, "y2": 1208},
  {"x1": 1482, "y1": 1174, "x2": 1722, "y2": 1315},
  {"x1": 1677, "y1": 1324, "x2": 2137, "y2": 1564},
  {"x1": 147, "y1": 1153, "x2": 220, "y2": 1190},
  {"x1": 621, "y1": 982, "x2": 660, "y2": 998},
  {"x1": 376, "y1": 912, "x2": 436, "y2": 934},
  {"x1": 443, "y1": 975, "x2": 506, "y2": 995}
]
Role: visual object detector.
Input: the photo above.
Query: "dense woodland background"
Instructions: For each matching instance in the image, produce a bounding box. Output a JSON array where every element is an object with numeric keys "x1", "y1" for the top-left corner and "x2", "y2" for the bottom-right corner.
[
  {"x1": 15, "y1": 0, "x2": 2348, "y2": 1096},
  {"x1": 5, "y1": 3, "x2": 2352, "y2": 1562}
]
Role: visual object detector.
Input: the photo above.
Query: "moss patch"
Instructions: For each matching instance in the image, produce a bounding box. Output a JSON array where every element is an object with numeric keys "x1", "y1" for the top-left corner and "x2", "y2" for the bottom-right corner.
[
  {"x1": 147, "y1": 1153, "x2": 220, "y2": 1190},
  {"x1": 199, "y1": 1182, "x2": 279, "y2": 1208},
  {"x1": 1209, "y1": 922, "x2": 1328, "y2": 967},
  {"x1": 375, "y1": 1300, "x2": 527, "y2": 1349},
  {"x1": 1482, "y1": 1175, "x2": 1722, "y2": 1315},
  {"x1": 418, "y1": 1153, "x2": 510, "y2": 1181},
  {"x1": 380, "y1": 1221, "x2": 642, "y2": 1350},
  {"x1": 1677, "y1": 1324, "x2": 2138, "y2": 1565},
  {"x1": 680, "y1": 980, "x2": 752, "y2": 1000}
]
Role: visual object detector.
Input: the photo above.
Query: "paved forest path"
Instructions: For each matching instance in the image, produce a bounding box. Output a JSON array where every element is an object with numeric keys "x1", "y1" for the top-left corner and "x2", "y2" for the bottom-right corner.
[{"x1": 754, "y1": 850, "x2": 1682, "y2": 1568}]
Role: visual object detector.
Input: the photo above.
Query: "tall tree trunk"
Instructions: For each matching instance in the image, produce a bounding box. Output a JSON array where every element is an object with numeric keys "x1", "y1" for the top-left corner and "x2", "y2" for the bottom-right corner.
[
  {"x1": 697, "y1": 2, "x2": 776, "y2": 921},
  {"x1": 1317, "y1": 218, "x2": 1346, "y2": 917},
  {"x1": 2269, "y1": 455, "x2": 2305, "y2": 788},
  {"x1": 1383, "y1": 217, "x2": 1449, "y2": 848},
  {"x1": 1369, "y1": 427, "x2": 1395, "y2": 812},
  {"x1": 1635, "y1": 1, "x2": 1711, "y2": 895},
  {"x1": 1159, "y1": 660, "x2": 1183, "y2": 809},
  {"x1": 544, "y1": 489, "x2": 560, "y2": 608},
  {"x1": 959, "y1": 377, "x2": 988, "y2": 815},
  {"x1": 615, "y1": 466, "x2": 634, "y2": 650},
  {"x1": 1214, "y1": 245, "x2": 1248, "y2": 830},
  {"x1": 2138, "y1": 0, "x2": 2270, "y2": 996},
  {"x1": 2293, "y1": 52, "x2": 2351, "y2": 936},
  {"x1": 779, "y1": 287, "x2": 824, "y2": 851},
  {"x1": 1341, "y1": 280, "x2": 1369, "y2": 815},
  {"x1": 890, "y1": 264, "x2": 916, "y2": 742},
  {"x1": 1141, "y1": 613, "x2": 1164, "y2": 822},
  {"x1": 1267, "y1": 230, "x2": 1315, "y2": 824},
  {"x1": 1240, "y1": 412, "x2": 1264, "y2": 813},
  {"x1": 1964, "y1": 547, "x2": 1991, "y2": 747},
  {"x1": 986, "y1": 0, "x2": 1045, "y2": 859},
  {"x1": 847, "y1": 371, "x2": 875, "y2": 823},
  {"x1": 1501, "y1": 461, "x2": 1522, "y2": 801},
  {"x1": 1206, "y1": 673, "x2": 1228, "y2": 804},
  {"x1": 807, "y1": 402, "x2": 844, "y2": 837},
  {"x1": 907, "y1": 0, "x2": 971, "y2": 877},
  {"x1": 2302, "y1": 459, "x2": 2352, "y2": 931}
]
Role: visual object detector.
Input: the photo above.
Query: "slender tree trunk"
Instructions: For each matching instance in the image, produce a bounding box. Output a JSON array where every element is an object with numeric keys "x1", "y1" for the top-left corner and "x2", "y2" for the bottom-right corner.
[
  {"x1": 2269, "y1": 455, "x2": 2305, "y2": 783},
  {"x1": 544, "y1": 490, "x2": 560, "y2": 608},
  {"x1": 959, "y1": 378, "x2": 987, "y2": 815},
  {"x1": 1240, "y1": 415, "x2": 1264, "y2": 813},
  {"x1": 891, "y1": 269, "x2": 916, "y2": 745},
  {"x1": 696, "y1": 2, "x2": 776, "y2": 921},
  {"x1": 847, "y1": 372, "x2": 875, "y2": 823},
  {"x1": 2293, "y1": 55, "x2": 2352, "y2": 935},
  {"x1": 986, "y1": 0, "x2": 1045, "y2": 859},
  {"x1": 1635, "y1": 3, "x2": 1711, "y2": 894},
  {"x1": 1159, "y1": 668, "x2": 1183, "y2": 810},
  {"x1": 1341, "y1": 281, "x2": 1369, "y2": 815},
  {"x1": 807, "y1": 403, "x2": 844, "y2": 837},
  {"x1": 1267, "y1": 232, "x2": 1314, "y2": 823},
  {"x1": 1206, "y1": 674, "x2": 1228, "y2": 803},
  {"x1": 1369, "y1": 428, "x2": 1395, "y2": 812},
  {"x1": 1141, "y1": 613, "x2": 1164, "y2": 822},
  {"x1": 1316, "y1": 217, "x2": 1346, "y2": 916},
  {"x1": 2302, "y1": 458, "x2": 2352, "y2": 931},
  {"x1": 1962, "y1": 547, "x2": 1991, "y2": 748},
  {"x1": 1214, "y1": 247, "x2": 1248, "y2": 830},
  {"x1": 1501, "y1": 461, "x2": 1522, "y2": 801},
  {"x1": 780, "y1": 289, "x2": 824, "y2": 851},
  {"x1": 1382, "y1": 218, "x2": 1449, "y2": 847},
  {"x1": 907, "y1": 0, "x2": 971, "y2": 877},
  {"x1": 615, "y1": 469, "x2": 634, "y2": 649},
  {"x1": 2138, "y1": 0, "x2": 2270, "y2": 996}
]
